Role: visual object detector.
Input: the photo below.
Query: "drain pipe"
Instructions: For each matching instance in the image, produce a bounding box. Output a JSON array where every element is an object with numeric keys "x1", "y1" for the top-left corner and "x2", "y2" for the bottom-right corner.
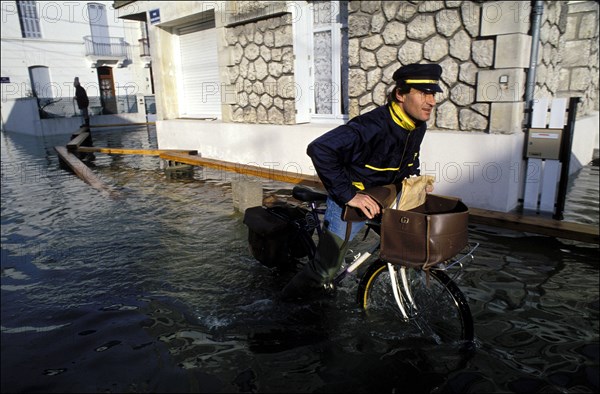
[{"x1": 524, "y1": 0, "x2": 544, "y2": 126}]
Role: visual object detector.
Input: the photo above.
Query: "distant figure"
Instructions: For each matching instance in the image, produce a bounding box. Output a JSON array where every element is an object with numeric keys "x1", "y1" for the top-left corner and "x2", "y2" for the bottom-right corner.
[{"x1": 73, "y1": 77, "x2": 90, "y2": 128}]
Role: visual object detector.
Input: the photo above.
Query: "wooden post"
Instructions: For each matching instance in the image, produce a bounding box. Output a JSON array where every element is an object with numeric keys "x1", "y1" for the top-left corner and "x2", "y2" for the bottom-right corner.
[{"x1": 67, "y1": 132, "x2": 91, "y2": 151}]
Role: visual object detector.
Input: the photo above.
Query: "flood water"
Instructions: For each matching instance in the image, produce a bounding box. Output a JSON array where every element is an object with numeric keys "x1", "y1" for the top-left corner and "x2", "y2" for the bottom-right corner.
[{"x1": 1, "y1": 126, "x2": 598, "y2": 393}]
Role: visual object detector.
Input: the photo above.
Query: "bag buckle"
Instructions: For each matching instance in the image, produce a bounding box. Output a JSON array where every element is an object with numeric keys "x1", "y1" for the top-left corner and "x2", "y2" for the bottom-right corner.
[{"x1": 400, "y1": 217, "x2": 410, "y2": 224}]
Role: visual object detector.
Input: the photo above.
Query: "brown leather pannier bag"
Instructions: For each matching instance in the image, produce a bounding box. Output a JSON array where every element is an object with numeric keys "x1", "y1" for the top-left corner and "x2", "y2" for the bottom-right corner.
[{"x1": 379, "y1": 194, "x2": 469, "y2": 269}]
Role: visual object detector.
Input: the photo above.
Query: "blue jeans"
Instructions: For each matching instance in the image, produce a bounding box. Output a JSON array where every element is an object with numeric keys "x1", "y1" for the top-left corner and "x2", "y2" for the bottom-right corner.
[{"x1": 323, "y1": 197, "x2": 366, "y2": 241}]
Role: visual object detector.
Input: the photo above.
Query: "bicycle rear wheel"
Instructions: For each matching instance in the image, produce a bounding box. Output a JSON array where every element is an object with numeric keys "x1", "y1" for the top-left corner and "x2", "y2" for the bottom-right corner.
[{"x1": 357, "y1": 259, "x2": 474, "y2": 343}]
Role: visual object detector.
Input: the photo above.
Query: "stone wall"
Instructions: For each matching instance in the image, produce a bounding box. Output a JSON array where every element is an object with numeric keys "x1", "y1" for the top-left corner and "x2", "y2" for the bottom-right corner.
[
  {"x1": 558, "y1": 0, "x2": 599, "y2": 115},
  {"x1": 534, "y1": 1, "x2": 567, "y2": 103},
  {"x1": 224, "y1": 14, "x2": 297, "y2": 125},
  {"x1": 348, "y1": 1, "x2": 490, "y2": 132},
  {"x1": 348, "y1": 0, "x2": 599, "y2": 134},
  {"x1": 535, "y1": 1, "x2": 599, "y2": 117},
  {"x1": 220, "y1": 1, "x2": 597, "y2": 128}
]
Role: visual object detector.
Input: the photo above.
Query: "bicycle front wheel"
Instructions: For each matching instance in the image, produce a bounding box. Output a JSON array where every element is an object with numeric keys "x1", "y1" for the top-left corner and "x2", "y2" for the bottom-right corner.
[{"x1": 357, "y1": 259, "x2": 474, "y2": 343}]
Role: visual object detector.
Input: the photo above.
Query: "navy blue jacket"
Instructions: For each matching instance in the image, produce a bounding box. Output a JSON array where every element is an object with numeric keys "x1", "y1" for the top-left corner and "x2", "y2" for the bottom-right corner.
[{"x1": 307, "y1": 104, "x2": 426, "y2": 205}]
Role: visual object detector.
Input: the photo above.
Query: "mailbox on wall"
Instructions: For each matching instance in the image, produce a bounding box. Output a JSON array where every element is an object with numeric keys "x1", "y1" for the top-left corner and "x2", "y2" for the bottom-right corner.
[{"x1": 525, "y1": 128, "x2": 563, "y2": 160}]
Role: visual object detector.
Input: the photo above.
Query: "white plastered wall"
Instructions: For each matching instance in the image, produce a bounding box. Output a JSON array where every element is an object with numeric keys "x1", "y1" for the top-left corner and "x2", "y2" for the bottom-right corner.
[{"x1": 157, "y1": 119, "x2": 531, "y2": 212}]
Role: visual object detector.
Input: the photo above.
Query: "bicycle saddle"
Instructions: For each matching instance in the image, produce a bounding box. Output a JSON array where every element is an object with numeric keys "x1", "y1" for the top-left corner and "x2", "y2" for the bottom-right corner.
[{"x1": 292, "y1": 185, "x2": 328, "y2": 202}]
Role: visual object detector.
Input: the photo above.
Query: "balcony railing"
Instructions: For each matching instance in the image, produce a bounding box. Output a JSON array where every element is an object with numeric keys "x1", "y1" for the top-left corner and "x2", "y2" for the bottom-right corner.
[{"x1": 84, "y1": 36, "x2": 130, "y2": 58}]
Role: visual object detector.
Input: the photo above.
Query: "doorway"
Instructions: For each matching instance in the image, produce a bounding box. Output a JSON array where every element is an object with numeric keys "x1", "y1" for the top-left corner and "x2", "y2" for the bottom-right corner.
[{"x1": 97, "y1": 66, "x2": 117, "y2": 114}]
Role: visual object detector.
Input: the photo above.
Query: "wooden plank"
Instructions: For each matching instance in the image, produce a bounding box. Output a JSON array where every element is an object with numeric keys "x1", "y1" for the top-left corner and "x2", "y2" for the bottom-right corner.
[
  {"x1": 524, "y1": 98, "x2": 552, "y2": 211},
  {"x1": 531, "y1": 98, "x2": 549, "y2": 128},
  {"x1": 55, "y1": 146, "x2": 119, "y2": 198},
  {"x1": 523, "y1": 158, "x2": 542, "y2": 210},
  {"x1": 549, "y1": 98, "x2": 567, "y2": 128},
  {"x1": 539, "y1": 159, "x2": 561, "y2": 212},
  {"x1": 529, "y1": 98, "x2": 566, "y2": 213},
  {"x1": 67, "y1": 132, "x2": 90, "y2": 150},
  {"x1": 77, "y1": 147, "x2": 198, "y2": 156},
  {"x1": 469, "y1": 207, "x2": 599, "y2": 244},
  {"x1": 159, "y1": 151, "x2": 322, "y2": 188}
]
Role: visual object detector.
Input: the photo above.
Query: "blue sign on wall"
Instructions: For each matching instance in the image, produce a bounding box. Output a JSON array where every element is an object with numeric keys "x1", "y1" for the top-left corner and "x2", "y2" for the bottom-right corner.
[{"x1": 149, "y1": 9, "x2": 160, "y2": 25}]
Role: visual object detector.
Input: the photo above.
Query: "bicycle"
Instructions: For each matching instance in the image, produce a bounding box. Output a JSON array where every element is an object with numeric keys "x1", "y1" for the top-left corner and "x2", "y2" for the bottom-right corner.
[{"x1": 245, "y1": 185, "x2": 479, "y2": 344}]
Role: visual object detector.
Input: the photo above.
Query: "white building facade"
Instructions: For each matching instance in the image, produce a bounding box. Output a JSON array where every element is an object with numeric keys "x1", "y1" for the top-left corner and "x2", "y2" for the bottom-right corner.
[
  {"x1": 1, "y1": 0, "x2": 154, "y2": 133},
  {"x1": 11, "y1": 0, "x2": 593, "y2": 214},
  {"x1": 112, "y1": 0, "x2": 599, "y2": 213}
]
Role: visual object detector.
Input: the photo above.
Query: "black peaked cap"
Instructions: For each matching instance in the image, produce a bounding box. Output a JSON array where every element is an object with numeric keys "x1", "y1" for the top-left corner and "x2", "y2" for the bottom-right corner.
[{"x1": 392, "y1": 63, "x2": 443, "y2": 93}]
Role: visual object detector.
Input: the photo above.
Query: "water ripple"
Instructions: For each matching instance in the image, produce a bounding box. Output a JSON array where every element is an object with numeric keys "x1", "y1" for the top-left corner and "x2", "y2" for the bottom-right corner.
[{"x1": 1, "y1": 128, "x2": 598, "y2": 394}]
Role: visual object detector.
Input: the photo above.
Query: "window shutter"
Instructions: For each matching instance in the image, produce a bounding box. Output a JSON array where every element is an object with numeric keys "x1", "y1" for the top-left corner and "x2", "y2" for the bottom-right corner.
[
  {"x1": 291, "y1": 2, "x2": 313, "y2": 123},
  {"x1": 18, "y1": 1, "x2": 41, "y2": 38},
  {"x1": 178, "y1": 23, "x2": 221, "y2": 119}
]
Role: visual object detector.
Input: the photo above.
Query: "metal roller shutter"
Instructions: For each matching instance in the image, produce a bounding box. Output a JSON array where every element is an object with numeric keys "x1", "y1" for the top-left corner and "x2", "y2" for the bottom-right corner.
[{"x1": 178, "y1": 22, "x2": 221, "y2": 118}]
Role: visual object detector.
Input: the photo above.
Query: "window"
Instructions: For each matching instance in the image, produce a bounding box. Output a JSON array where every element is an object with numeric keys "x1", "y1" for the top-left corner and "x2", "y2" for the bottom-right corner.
[
  {"x1": 177, "y1": 21, "x2": 221, "y2": 119},
  {"x1": 312, "y1": 1, "x2": 348, "y2": 119},
  {"x1": 28, "y1": 66, "x2": 51, "y2": 98},
  {"x1": 17, "y1": 1, "x2": 41, "y2": 38}
]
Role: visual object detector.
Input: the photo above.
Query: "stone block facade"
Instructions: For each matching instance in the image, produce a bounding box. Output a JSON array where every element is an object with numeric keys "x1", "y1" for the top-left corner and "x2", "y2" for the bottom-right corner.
[
  {"x1": 214, "y1": 1, "x2": 598, "y2": 131},
  {"x1": 559, "y1": 1, "x2": 599, "y2": 115},
  {"x1": 224, "y1": 13, "x2": 297, "y2": 125},
  {"x1": 349, "y1": 1, "x2": 491, "y2": 132},
  {"x1": 349, "y1": 0, "x2": 598, "y2": 134}
]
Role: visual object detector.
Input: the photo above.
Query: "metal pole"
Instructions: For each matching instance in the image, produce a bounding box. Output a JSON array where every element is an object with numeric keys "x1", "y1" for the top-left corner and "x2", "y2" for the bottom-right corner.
[
  {"x1": 524, "y1": 1, "x2": 544, "y2": 126},
  {"x1": 553, "y1": 97, "x2": 581, "y2": 220}
]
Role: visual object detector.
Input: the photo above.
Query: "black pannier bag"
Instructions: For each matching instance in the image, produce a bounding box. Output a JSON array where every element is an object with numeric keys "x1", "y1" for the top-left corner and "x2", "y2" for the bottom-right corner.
[{"x1": 243, "y1": 205, "x2": 310, "y2": 269}]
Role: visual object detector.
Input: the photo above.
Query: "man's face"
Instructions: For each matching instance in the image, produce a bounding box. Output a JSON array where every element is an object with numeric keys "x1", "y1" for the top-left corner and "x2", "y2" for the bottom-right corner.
[{"x1": 396, "y1": 88, "x2": 437, "y2": 122}]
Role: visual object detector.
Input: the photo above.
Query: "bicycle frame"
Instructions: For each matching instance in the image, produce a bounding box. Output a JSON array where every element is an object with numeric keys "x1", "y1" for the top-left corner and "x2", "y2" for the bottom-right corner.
[
  {"x1": 286, "y1": 185, "x2": 477, "y2": 326},
  {"x1": 299, "y1": 196, "x2": 479, "y2": 319}
]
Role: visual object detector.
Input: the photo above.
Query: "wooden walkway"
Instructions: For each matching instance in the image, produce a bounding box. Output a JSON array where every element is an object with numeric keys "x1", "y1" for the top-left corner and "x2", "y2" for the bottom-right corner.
[
  {"x1": 55, "y1": 128, "x2": 196, "y2": 198},
  {"x1": 160, "y1": 152, "x2": 598, "y2": 245},
  {"x1": 467, "y1": 207, "x2": 598, "y2": 244},
  {"x1": 57, "y1": 134, "x2": 598, "y2": 244},
  {"x1": 77, "y1": 146, "x2": 197, "y2": 156},
  {"x1": 159, "y1": 151, "x2": 322, "y2": 188}
]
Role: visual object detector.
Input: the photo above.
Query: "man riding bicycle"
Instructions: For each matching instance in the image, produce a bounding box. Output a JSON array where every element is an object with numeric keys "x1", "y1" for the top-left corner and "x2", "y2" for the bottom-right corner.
[{"x1": 282, "y1": 63, "x2": 442, "y2": 301}]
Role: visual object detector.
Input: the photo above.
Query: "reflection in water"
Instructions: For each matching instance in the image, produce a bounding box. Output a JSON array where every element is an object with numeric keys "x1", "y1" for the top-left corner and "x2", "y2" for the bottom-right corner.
[{"x1": 1, "y1": 128, "x2": 598, "y2": 393}]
